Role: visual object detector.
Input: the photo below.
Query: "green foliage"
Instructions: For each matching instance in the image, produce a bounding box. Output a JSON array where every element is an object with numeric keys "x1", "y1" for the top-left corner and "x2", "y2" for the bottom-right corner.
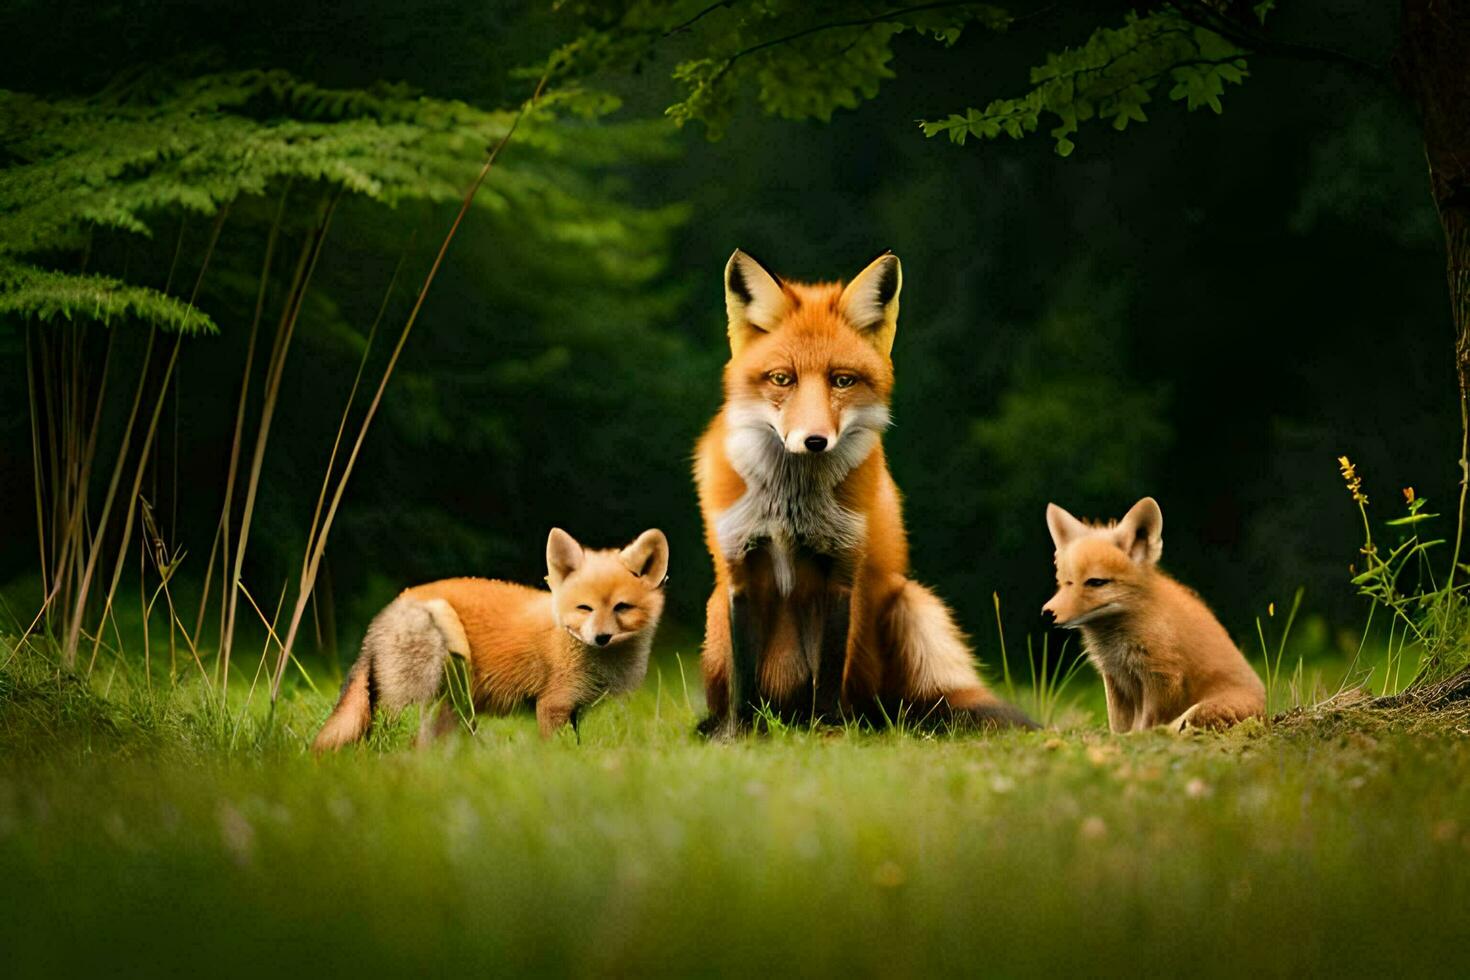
[
  {"x1": 0, "y1": 258, "x2": 217, "y2": 333},
  {"x1": 1, "y1": 72, "x2": 501, "y2": 252},
  {"x1": 555, "y1": 1, "x2": 1011, "y2": 139},
  {"x1": 1337, "y1": 461, "x2": 1470, "y2": 691},
  {"x1": 1291, "y1": 99, "x2": 1441, "y2": 246},
  {"x1": 0, "y1": 67, "x2": 669, "y2": 332},
  {"x1": 920, "y1": 9, "x2": 1249, "y2": 156},
  {"x1": 558, "y1": 3, "x2": 1255, "y2": 152},
  {"x1": 0, "y1": 40, "x2": 694, "y2": 622},
  {"x1": 971, "y1": 280, "x2": 1172, "y2": 551}
]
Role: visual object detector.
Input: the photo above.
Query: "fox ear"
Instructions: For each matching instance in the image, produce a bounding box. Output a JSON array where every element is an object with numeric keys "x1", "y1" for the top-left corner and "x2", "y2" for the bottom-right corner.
[
  {"x1": 546, "y1": 527, "x2": 584, "y2": 587},
  {"x1": 1115, "y1": 497, "x2": 1163, "y2": 564},
  {"x1": 620, "y1": 529, "x2": 670, "y2": 584},
  {"x1": 1046, "y1": 503, "x2": 1088, "y2": 551},
  {"x1": 839, "y1": 252, "x2": 902, "y2": 356},
  {"x1": 725, "y1": 250, "x2": 789, "y2": 356}
]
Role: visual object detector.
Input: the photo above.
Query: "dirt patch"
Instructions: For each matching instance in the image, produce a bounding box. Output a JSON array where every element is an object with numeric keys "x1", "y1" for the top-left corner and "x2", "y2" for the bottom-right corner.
[{"x1": 1271, "y1": 672, "x2": 1470, "y2": 738}]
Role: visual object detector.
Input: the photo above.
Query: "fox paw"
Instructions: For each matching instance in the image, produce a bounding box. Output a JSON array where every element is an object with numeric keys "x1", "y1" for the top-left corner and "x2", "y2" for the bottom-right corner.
[
  {"x1": 695, "y1": 714, "x2": 742, "y2": 740},
  {"x1": 951, "y1": 701, "x2": 1041, "y2": 732},
  {"x1": 695, "y1": 713, "x2": 752, "y2": 741},
  {"x1": 1172, "y1": 702, "x2": 1253, "y2": 732}
]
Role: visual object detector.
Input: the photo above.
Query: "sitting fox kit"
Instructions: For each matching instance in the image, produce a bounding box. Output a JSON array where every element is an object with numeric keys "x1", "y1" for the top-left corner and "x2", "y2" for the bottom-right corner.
[
  {"x1": 1043, "y1": 498, "x2": 1264, "y2": 732},
  {"x1": 695, "y1": 249, "x2": 1034, "y2": 733},
  {"x1": 312, "y1": 528, "x2": 669, "y2": 752}
]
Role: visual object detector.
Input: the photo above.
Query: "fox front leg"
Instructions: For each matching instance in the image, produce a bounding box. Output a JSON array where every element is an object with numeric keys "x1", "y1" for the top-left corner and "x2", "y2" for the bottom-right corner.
[
  {"x1": 536, "y1": 695, "x2": 577, "y2": 740},
  {"x1": 812, "y1": 585, "x2": 850, "y2": 722},
  {"x1": 1101, "y1": 674, "x2": 1140, "y2": 734},
  {"x1": 717, "y1": 545, "x2": 779, "y2": 738},
  {"x1": 725, "y1": 587, "x2": 762, "y2": 735}
]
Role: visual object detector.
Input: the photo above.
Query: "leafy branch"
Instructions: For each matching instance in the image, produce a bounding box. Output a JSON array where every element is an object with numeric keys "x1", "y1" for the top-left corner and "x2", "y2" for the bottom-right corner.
[
  {"x1": 554, "y1": 1, "x2": 1014, "y2": 138},
  {"x1": 920, "y1": 8, "x2": 1250, "y2": 156},
  {"x1": 1173, "y1": 0, "x2": 1385, "y2": 79}
]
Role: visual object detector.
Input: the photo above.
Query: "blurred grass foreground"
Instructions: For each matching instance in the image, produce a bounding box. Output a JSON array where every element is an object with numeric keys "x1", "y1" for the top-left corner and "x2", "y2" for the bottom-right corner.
[{"x1": 2, "y1": 643, "x2": 1469, "y2": 978}]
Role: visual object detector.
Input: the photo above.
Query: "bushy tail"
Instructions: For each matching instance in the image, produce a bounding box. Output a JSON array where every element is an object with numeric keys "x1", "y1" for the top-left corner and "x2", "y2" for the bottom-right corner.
[
  {"x1": 311, "y1": 597, "x2": 460, "y2": 753},
  {"x1": 885, "y1": 579, "x2": 1038, "y2": 731},
  {"x1": 312, "y1": 658, "x2": 374, "y2": 754},
  {"x1": 886, "y1": 580, "x2": 983, "y2": 700}
]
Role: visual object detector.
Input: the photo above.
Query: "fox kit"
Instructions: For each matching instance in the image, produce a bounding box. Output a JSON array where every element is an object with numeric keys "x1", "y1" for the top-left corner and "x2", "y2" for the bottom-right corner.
[
  {"x1": 1043, "y1": 497, "x2": 1264, "y2": 732},
  {"x1": 312, "y1": 527, "x2": 669, "y2": 752},
  {"x1": 694, "y1": 249, "x2": 1033, "y2": 735}
]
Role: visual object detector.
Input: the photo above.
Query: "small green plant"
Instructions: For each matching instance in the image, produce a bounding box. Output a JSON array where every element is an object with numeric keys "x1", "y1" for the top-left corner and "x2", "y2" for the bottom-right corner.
[
  {"x1": 1255, "y1": 587, "x2": 1305, "y2": 716},
  {"x1": 992, "y1": 592, "x2": 1089, "y2": 728},
  {"x1": 1337, "y1": 457, "x2": 1470, "y2": 695},
  {"x1": 751, "y1": 700, "x2": 792, "y2": 737},
  {"x1": 440, "y1": 655, "x2": 478, "y2": 737}
]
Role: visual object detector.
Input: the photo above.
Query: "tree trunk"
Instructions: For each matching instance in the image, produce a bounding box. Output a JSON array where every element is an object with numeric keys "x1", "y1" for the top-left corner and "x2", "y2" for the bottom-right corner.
[{"x1": 1397, "y1": 1, "x2": 1470, "y2": 581}]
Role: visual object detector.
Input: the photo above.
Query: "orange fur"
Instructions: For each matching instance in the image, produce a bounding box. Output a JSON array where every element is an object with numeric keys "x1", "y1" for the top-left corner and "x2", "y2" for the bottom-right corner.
[
  {"x1": 1043, "y1": 498, "x2": 1265, "y2": 732},
  {"x1": 695, "y1": 251, "x2": 1032, "y2": 732},
  {"x1": 311, "y1": 661, "x2": 372, "y2": 751},
  {"x1": 312, "y1": 529, "x2": 667, "y2": 751}
]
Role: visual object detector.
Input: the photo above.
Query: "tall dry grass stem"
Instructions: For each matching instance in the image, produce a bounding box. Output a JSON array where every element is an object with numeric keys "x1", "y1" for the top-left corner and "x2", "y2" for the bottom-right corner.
[
  {"x1": 194, "y1": 186, "x2": 289, "y2": 671},
  {"x1": 87, "y1": 207, "x2": 230, "y2": 676},
  {"x1": 219, "y1": 192, "x2": 340, "y2": 691},
  {"x1": 268, "y1": 72, "x2": 551, "y2": 702},
  {"x1": 61, "y1": 327, "x2": 156, "y2": 667}
]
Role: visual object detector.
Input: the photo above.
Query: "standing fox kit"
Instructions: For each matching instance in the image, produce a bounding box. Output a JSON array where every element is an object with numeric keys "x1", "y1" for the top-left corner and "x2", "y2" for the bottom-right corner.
[
  {"x1": 312, "y1": 528, "x2": 669, "y2": 752},
  {"x1": 1043, "y1": 498, "x2": 1264, "y2": 732},
  {"x1": 695, "y1": 249, "x2": 1033, "y2": 734}
]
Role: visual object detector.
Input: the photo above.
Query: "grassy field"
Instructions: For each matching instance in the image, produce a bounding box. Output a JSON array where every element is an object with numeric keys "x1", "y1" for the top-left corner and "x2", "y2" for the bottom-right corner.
[{"x1": 2, "y1": 642, "x2": 1469, "y2": 979}]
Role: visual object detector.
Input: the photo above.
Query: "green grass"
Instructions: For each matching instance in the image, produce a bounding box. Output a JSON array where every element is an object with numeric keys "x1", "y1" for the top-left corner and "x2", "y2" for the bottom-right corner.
[{"x1": 1, "y1": 644, "x2": 1468, "y2": 979}]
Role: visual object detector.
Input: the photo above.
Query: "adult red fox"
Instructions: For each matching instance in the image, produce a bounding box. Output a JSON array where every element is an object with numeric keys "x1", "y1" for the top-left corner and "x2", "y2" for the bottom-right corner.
[
  {"x1": 312, "y1": 528, "x2": 668, "y2": 751},
  {"x1": 694, "y1": 249, "x2": 1034, "y2": 736},
  {"x1": 1043, "y1": 497, "x2": 1265, "y2": 731}
]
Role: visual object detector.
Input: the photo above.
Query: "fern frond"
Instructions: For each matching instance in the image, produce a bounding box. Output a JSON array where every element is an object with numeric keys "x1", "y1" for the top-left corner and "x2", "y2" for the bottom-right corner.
[
  {"x1": 0, "y1": 68, "x2": 678, "y2": 330},
  {"x1": 0, "y1": 259, "x2": 217, "y2": 333}
]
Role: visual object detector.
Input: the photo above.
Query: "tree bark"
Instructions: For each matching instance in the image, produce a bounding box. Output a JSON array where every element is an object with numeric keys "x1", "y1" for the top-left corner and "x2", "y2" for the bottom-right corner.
[{"x1": 1397, "y1": 0, "x2": 1470, "y2": 583}]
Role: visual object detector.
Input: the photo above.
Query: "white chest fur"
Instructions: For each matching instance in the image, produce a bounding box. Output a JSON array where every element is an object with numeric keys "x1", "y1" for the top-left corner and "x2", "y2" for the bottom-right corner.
[
  {"x1": 580, "y1": 631, "x2": 653, "y2": 699},
  {"x1": 1082, "y1": 625, "x2": 1149, "y2": 679},
  {"x1": 715, "y1": 418, "x2": 880, "y2": 595}
]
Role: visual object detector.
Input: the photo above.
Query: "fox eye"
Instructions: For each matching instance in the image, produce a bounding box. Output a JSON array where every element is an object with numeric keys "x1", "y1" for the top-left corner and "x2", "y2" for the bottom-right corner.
[
  {"x1": 768, "y1": 371, "x2": 794, "y2": 387},
  {"x1": 576, "y1": 604, "x2": 593, "y2": 612},
  {"x1": 831, "y1": 373, "x2": 858, "y2": 389},
  {"x1": 614, "y1": 602, "x2": 634, "y2": 613},
  {"x1": 1084, "y1": 578, "x2": 1111, "y2": 588}
]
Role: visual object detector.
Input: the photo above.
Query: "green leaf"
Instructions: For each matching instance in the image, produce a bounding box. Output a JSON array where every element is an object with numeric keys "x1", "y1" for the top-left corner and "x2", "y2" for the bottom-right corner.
[{"x1": 1385, "y1": 512, "x2": 1442, "y2": 526}]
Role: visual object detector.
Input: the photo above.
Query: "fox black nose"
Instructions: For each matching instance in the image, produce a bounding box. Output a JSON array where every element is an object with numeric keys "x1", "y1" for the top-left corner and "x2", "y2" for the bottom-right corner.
[
  {"x1": 1041, "y1": 608, "x2": 1056, "y2": 626},
  {"x1": 595, "y1": 633, "x2": 612, "y2": 647},
  {"x1": 804, "y1": 435, "x2": 829, "y2": 453}
]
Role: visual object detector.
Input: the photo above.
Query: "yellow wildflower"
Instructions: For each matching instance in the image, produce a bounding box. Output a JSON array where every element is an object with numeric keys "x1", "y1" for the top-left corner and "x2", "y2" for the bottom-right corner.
[{"x1": 1338, "y1": 455, "x2": 1368, "y2": 504}]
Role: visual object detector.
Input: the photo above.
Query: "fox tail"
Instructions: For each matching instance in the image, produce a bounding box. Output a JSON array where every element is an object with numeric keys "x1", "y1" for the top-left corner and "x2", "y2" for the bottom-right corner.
[
  {"x1": 312, "y1": 658, "x2": 374, "y2": 754},
  {"x1": 311, "y1": 597, "x2": 460, "y2": 754},
  {"x1": 886, "y1": 578, "x2": 1039, "y2": 731}
]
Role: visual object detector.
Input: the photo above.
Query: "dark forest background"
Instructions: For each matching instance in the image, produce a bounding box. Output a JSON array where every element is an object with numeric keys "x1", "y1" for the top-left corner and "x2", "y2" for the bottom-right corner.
[{"x1": 0, "y1": 0, "x2": 1448, "y2": 669}]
